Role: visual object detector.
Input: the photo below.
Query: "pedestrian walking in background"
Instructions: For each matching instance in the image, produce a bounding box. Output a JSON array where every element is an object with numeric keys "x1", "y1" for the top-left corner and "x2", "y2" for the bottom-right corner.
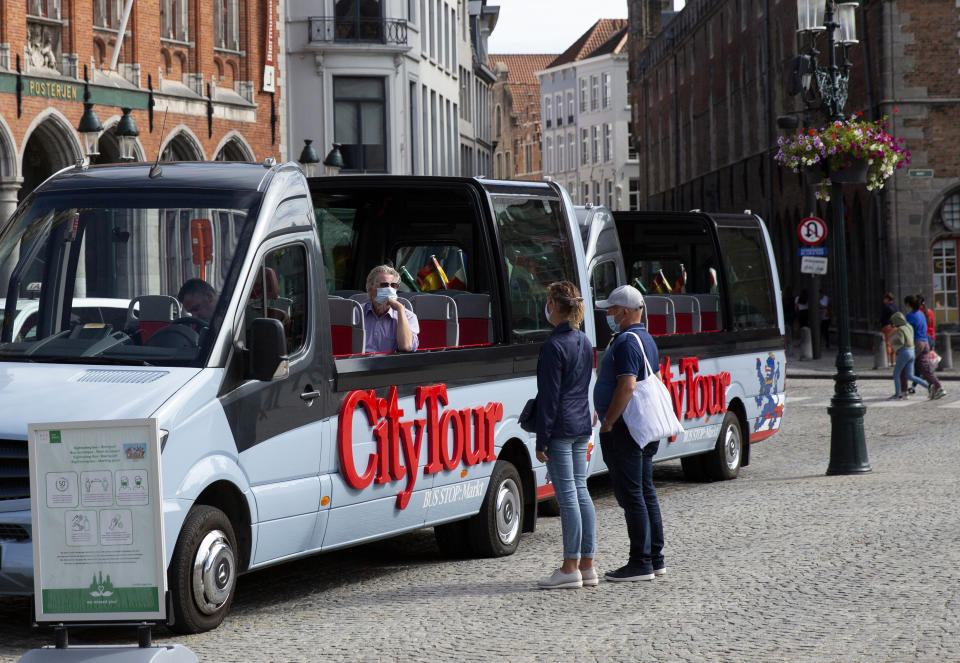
[
  {"x1": 819, "y1": 290, "x2": 830, "y2": 349},
  {"x1": 889, "y1": 311, "x2": 929, "y2": 400},
  {"x1": 880, "y1": 292, "x2": 898, "y2": 366},
  {"x1": 534, "y1": 281, "x2": 597, "y2": 590},
  {"x1": 905, "y1": 295, "x2": 945, "y2": 400},
  {"x1": 918, "y1": 294, "x2": 936, "y2": 348},
  {"x1": 796, "y1": 289, "x2": 810, "y2": 329},
  {"x1": 593, "y1": 285, "x2": 666, "y2": 582}
]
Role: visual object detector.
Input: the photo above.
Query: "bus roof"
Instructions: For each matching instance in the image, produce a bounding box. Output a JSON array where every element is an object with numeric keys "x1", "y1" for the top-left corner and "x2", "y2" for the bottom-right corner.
[{"x1": 36, "y1": 162, "x2": 275, "y2": 195}]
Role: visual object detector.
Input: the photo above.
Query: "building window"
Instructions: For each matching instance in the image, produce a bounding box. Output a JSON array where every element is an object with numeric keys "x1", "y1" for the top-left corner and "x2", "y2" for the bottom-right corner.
[
  {"x1": 214, "y1": 0, "x2": 240, "y2": 51},
  {"x1": 555, "y1": 94, "x2": 563, "y2": 125},
  {"x1": 420, "y1": 0, "x2": 427, "y2": 51},
  {"x1": 605, "y1": 180, "x2": 613, "y2": 209},
  {"x1": 580, "y1": 129, "x2": 589, "y2": 166},
  {"x1": 933, "y1": 240, "x2": 959, "y2": 324},
  {"x1": 545, "y1": 137, "x2": 553, "y2": 173},
  {"x1": 629, "y1": 178, "x2": 640, "y2": 210},
  {"x1": 334, "y1": 77, "x2": 387, "y2": 172},
  {"x1": 161, "y1": 0, "x2": 190, "y2": 41},
  {"x1": 591, "y1": 125, "x2": 599, "y2": 164},
  {"x1": 941, "y1": 193, "x2": 960, "y2": 231},
  {"x1": 579, "y1": 78, "x2": 587, "y2": 112},
  {"x1": 601, "y1": 72, "x2": 611, "y2": 109},
  {"x1": 593, "y1": 181, "x2": 600, "y2": 205},
  {"x1": 557, "y1": 137, "x2": 565, "y2": 172},
  {"x1": 545, "y1": 96, "x2": 552, "y2": 128},
  {"x1": 567, "y1": 91, "x2": 574, "y2": 122},
  {"x1": 568, "y1": 133, "x2": 576, "y2": 170},
  {"x1": 94, "y1": 0, "x2": 123, "y2": 29},
  {"x1": 627, "y1": 121, "x2": 638, "y2": 160},
  {"x1": 524, "y1": 144, "x2": 533, "y2": 173},
  {"x1": 590, "y1": 75, "x2": 599, "y2": 111},
  {"x1": 603, "y1": 123, "x2": 612, "y2": 162},
  {"x1": 582, "y1": 183, "x2": 589, "y2": 204},
  {"x1": 495, "y1": 104, "x2": 502, "y2": 139}
]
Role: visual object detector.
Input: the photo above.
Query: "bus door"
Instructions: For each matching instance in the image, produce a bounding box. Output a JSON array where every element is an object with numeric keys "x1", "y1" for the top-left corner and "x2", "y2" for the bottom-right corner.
[{"x1": 221, "y1": 198, "x2": 334, "y2": 566}]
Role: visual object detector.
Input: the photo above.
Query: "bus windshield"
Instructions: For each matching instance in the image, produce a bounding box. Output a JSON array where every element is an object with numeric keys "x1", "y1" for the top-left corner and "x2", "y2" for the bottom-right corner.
[{"x1": 0, "y1": 188, "x2": 261, "y2": 366}]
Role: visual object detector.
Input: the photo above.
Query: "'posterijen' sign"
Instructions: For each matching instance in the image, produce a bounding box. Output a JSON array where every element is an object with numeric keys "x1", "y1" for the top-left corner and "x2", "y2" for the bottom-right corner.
[{"x1": 28, "y1": 419, "x2": 166, "y2": 623}]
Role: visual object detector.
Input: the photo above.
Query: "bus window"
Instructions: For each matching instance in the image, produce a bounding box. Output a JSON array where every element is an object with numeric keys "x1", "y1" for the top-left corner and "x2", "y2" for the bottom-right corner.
[
  {"x1": 315, "y1": 203, "x2": 358, "y2": 293},
  {"x1": 591, "y1": 260, "x2": 617, "y2": 301},
  {"x1": 245, "y1": 244, "x2": 309, "y2": 355},
  {"x1": 394, "y1": 244, "x2": 468, "y2": 292},
  {"x1": 494, "y1": 196, "x2": 577, "y2": 340},
  {"x1": 716, "y1": 226, "x2": 778, "y2": 329}
]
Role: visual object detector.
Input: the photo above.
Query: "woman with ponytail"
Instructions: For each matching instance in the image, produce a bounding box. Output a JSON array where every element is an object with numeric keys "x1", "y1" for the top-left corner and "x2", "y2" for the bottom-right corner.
[{"x1": 534, "y1": 281, "x2": 597, "y2": 589}]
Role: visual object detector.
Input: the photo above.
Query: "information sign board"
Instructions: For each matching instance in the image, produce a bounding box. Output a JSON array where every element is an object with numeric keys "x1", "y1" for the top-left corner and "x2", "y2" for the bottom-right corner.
[
  {"x1": 28, "y1": 419, "x2": 166, "y2": 623},
  {"x1": 799, "y1": 247, "x2": 828, "y2": 257},
  {"x1": 801, "y1": 256, "x2": 829, "y2": 275}
]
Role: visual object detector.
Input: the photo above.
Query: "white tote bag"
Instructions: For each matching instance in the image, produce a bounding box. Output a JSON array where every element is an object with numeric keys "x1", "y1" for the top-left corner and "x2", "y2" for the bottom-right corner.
[{"x1": 621, "y1": 332, "x2": 684, "y2": 447}]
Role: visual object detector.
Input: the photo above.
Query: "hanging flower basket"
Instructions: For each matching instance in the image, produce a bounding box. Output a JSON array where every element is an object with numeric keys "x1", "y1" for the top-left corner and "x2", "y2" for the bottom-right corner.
[{"x1": 775, "y1": 111, "x2": 911, "y2": 201}]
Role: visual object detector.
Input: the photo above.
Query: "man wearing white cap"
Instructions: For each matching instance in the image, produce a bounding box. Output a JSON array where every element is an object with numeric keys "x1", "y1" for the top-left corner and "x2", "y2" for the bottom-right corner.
[{"x1": 593, "y1": 284, "x2": 666, "y2": 582}]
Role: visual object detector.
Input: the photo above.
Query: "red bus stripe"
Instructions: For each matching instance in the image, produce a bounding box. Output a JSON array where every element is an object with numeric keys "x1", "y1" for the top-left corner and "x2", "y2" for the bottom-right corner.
[
  {"x1": 750, "y1": 429, "x2": 778, "y2": 443},
  {"x1": 537, "y1": 484, "x2": 554, "y2": 500}
]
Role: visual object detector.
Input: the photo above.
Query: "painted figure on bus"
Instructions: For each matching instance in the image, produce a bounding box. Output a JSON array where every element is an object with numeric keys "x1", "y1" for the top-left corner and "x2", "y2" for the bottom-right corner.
[{"x1": 754, "y1": 352, "x2": 783, "y2": 432}]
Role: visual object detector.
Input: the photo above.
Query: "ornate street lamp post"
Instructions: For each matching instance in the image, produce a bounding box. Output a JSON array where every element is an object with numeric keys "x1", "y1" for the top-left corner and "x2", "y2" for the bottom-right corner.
[
  {"x1": 793, "y1": 0, "x2": 871, "y2": 475},
  {"x1": 298, "y1": 139, "x2": 321, "y2": 178},
  {"x1": 115, "y1": 108, "x2": 140, "y2": 162}
]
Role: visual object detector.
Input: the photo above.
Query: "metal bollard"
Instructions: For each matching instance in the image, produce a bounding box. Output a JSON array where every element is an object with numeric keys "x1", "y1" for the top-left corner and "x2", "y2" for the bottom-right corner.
[
  {"x1": 873, "y1": 331, "x2": 890, "y2": 369},
  {"x1": 938, "y1": 332, "x2": 953, "y2": 371},
  {"x1": 799, "y1": 326, "x2": 813, "y2": 360}
]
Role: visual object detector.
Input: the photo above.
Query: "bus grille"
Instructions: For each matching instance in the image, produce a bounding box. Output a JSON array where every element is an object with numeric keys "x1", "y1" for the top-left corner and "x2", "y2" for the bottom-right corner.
[
  {"x1": 0, "y1": 438, "x2": 29, "y2": 501},
  {"x1": 0, "y1": 524, "x2": 29, "y2": 540}
]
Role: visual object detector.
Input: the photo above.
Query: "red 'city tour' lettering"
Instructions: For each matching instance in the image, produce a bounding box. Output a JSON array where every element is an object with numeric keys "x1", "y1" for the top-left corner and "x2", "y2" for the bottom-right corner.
[
  {"x1": 659, "y1": 356, "x2": 731, "y2": 425},
  {"x1": 337, "y1": 384, "x2": 503, "y2": 510}
]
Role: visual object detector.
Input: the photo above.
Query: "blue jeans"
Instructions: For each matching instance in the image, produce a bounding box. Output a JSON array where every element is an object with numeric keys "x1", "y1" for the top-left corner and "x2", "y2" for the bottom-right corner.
[
  {"x1": 893, "y1": 347, "x2": 928, "y2": 395},
  {"x1": 599, "y1": 420, "x2": 664, "y2": 574},
  {"x1": 545, "y1": 437, "x2": 596, "y2": 559}
]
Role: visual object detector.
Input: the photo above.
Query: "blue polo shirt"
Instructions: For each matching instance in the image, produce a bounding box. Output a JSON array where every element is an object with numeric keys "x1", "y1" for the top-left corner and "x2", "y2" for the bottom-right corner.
[
  {"x1": 593, "y1": 323, "x2": 660, "y2": 422},
  {"x1": 906, "y1": 310, "x2": 929, "y2": 344}
]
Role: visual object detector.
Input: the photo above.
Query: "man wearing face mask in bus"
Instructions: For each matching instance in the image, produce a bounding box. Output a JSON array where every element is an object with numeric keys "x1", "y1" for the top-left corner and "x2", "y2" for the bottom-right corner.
[{"x1": 362, "y1": 265, "x2": 419, "y2": 353}]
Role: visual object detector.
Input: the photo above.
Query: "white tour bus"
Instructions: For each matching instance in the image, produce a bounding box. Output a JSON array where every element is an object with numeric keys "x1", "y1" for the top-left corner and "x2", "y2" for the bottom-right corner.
[
  {"x1": 0, "y1": 163, "x2": 595, "y2": 633},
  {"x1": 578, "y1": 205, "x2": 787, "y2": 480}
]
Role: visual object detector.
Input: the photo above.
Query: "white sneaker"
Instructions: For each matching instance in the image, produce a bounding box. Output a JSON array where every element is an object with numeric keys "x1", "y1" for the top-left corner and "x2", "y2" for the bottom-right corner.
[
  {"x1": 581, "y1": 567, "x2": 599, "y2": 587},
  {"x1": 654, "y1": 567, "x2": 667, "y2": 577},
  {"x1": 538, "y1": 568, "x2": 582, "y2": 589}
]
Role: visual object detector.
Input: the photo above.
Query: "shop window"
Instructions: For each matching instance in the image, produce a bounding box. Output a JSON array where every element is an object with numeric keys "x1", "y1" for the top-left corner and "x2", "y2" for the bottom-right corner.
[{"x1": 932, "y1": 240, "x2": 958, "y2": 324}]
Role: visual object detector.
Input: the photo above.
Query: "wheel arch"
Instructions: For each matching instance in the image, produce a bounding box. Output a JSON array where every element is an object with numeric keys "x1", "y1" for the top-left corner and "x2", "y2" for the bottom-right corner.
[
  {"x1": 496, "y1": 437, "x2": 536, "y2": 533},
  {"x1": 726, "y1": 397, "x2": 750, "y2": 467},
  {"x1": 193, "y1": 480, "x2": 253, "y2": 573}
]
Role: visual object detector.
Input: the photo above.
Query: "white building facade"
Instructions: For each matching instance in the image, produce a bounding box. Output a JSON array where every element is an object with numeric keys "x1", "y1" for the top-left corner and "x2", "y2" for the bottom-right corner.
[
  {"x1": 537, "y1": 22, "x2": 636, "y2": 209},
  {"x1": 284, "y1": 0, "x2": 496, "y2": 176}
]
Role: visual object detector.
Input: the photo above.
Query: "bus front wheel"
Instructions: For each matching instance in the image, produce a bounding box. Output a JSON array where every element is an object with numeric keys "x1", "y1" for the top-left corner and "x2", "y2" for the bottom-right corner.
[
  {"x1": 705, "y1": 411, "x2": 742, "y2": 481},
  {"x1": 468, "y1": 460, "x2": 523, "y2": 557},
  {"x1": 168, "y1": 505, "x2": 239, "y2": 634}
]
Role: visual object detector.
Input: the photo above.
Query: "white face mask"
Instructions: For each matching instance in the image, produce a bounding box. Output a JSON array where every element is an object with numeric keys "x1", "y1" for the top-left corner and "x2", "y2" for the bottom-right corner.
[
  {"x1": 375, "y1": 287, "x2": 397, "y2": 303},
  {"x1": 544, "y1": 302, "x2": 552, "y2": 321}
]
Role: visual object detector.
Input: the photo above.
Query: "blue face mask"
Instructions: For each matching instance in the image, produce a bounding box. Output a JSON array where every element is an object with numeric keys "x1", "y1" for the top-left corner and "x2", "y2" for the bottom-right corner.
[
  {"x1": 375, "y1": 287, "x2": 397, "y2": 303},
  {"x1": 606, "y1": 314, "x2": 618, "y2": 333}
]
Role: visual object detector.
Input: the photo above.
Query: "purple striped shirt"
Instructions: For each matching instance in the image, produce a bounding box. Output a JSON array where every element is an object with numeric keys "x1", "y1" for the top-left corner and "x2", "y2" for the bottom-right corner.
[{"x1": 362, "y1": 301, "x2": 420, "y2": 353}]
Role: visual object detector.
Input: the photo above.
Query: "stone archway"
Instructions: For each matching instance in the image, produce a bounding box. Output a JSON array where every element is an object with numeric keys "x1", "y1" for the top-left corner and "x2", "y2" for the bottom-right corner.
[
  {"x1": 213, "y1": 132, "x2": 255, "y2": 162},
  {"x1": 20, "y1": 110, "x2": 83, "y2": 201},
  {"x1": 161, "y1": 126, "x2": 205, "y2": 161}
]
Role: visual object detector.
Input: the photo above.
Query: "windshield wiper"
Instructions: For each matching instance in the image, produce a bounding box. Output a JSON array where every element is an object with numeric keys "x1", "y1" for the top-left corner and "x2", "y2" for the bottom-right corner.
[{"x1": 0, "y1": 351, "x2": 35, "y2": 362}]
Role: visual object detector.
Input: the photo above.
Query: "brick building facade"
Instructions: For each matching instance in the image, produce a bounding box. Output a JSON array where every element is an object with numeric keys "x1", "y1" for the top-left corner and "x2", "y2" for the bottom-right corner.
[
  {"x1": 628, "y1": 0, "x2": 960, "y2": 332},
  {"x1": 0, "y1": 0, "x2": 282, "y2": 224},
  {"x1": 489, "y1": 53, "x2": 555, "y2": 181}
]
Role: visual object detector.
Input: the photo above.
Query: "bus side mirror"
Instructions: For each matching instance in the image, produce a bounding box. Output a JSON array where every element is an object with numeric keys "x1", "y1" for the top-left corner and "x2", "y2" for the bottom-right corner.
[{"x1": 247, "y1": 318, "x2": 288, "y2": 381}]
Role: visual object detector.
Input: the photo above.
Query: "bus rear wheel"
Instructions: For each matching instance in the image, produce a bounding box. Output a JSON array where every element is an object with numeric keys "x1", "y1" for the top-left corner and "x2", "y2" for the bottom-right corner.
[
  {"x1": 168, "y1": 505, "x2": 238, "y2": 634},
  {"x1": 468, "y1": 460, "x2": 523, "y2": 557},
  {"x1": 705, "y1": 411, "x2": 742, "y2": 481}
]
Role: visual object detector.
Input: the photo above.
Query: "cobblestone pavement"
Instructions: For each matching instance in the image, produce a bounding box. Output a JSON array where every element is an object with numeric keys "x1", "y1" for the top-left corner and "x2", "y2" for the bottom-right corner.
[{"x1": 2, "y1": 376, "x2": 959, "y2": 662}]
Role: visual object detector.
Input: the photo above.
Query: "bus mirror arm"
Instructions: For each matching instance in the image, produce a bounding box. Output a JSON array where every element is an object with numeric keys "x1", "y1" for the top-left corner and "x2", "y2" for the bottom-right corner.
[{"x1": 247, "y1": 318, "x2": 288, "y2": 381}]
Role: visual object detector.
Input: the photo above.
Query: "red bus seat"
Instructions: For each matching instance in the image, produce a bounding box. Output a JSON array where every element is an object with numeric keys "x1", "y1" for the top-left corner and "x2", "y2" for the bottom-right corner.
[
  {"x1": 448, "y1": 292, "x2": 492, "y2": 346},
  {"x1": 643, "y1": 295, "x2": 675, "y2": 335},
  {"x1": 328, "y1": 297, "x2": 365, "y2": 355},
  {"x1": 126, "y1": 295, "x2": 181, "y2": 342},
  {"x1": 694, "y1": 294, "x2": 721, "y2": 331},
  {"x1": 410, "y1": 293, "x2": 458, "y2": 349},
  {"x1": 670, "y1": 295, "x2": 701, "y2": 333}
]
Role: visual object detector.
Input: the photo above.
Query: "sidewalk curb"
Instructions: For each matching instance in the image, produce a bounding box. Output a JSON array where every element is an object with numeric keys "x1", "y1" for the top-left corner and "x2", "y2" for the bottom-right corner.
[{"x1": 787, "y1": 370, "x2": 960, "y2": 380}]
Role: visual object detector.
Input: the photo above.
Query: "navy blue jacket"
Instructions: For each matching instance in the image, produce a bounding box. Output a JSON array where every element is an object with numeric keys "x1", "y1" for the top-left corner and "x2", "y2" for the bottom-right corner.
[{"x1": 535, "y1": 322, "x2": 593, "y2": 452}]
